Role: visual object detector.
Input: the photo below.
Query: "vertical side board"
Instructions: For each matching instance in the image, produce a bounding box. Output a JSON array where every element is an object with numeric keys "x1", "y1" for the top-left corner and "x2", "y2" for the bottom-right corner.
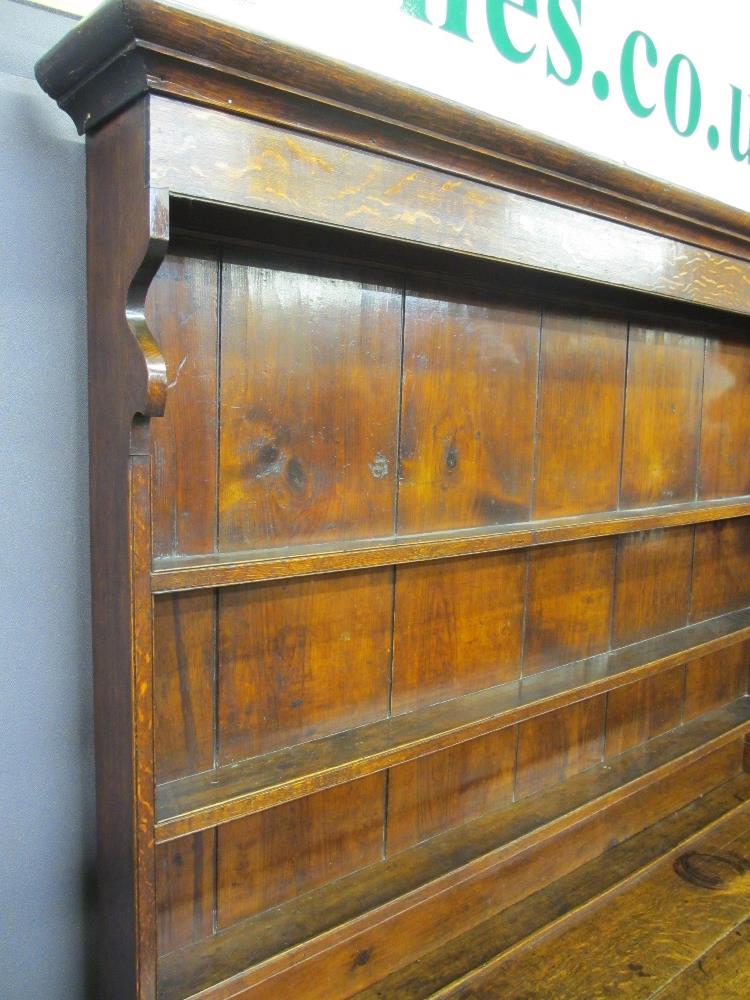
[{"x1": 86, "y1": 97, "x2": 166, "y2": 998}]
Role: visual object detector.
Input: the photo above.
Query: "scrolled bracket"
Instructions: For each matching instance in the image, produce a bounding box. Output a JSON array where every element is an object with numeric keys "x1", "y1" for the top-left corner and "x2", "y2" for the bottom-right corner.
[{"x1": 126, "y1": 186, "x2": 170, "y2": 420}]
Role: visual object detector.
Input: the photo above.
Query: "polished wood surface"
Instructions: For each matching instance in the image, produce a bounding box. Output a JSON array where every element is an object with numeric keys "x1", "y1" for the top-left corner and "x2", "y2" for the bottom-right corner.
[
  {"x1": 449, "y1": 800, "x2": 750, "y2": 998},
  {"x1": 353, "y1": 773, "x2": 750, "y2": 998},
  {"x1": 33, "y1": 0, "x2": 750, "y2": 272},
  {"x1": 218, "y1": 254, "x2": 401, "y2": 549},
  {"x1": 155, "y1": 608, "x2": 750, "y2": 841},
  {"x1": 153, "y1": 591, "x2": 215, "y2": 784},
  {"x1": 620, "y1": 327, "x2": 705, "y2": 508},
  {"x1": 151, "y1": 497, "x2": 750, "y2": 593},
  {"x1": 604, "y1": 665, "x2": 685, "y2": 758},
  {"x1": 391, "y1": 552, "x2": 526, "y2": 714},
  {"x1": 533, "y1": 314, "x2": 626, "y2": 518},
  {"x1": 692, "y1": 517, "x2": 750, "y2": 620},
  {"x1": 217, "y1": 570, "x2": 392, "y2": 761},
  {"x1": 612, "y1": 527, "x2": 693, "y2": 646},
  {"x1": 523, "y1": 538, "x2": 615, "y2": 675},
  {"x1": 146, "y1": 245, "x2": 218, "y2": 558},
  {"x1": 150, "y1": 99, "x2": 750, "y2": 317},
  {"x1": 158, "y1": 708, "x2": 750, "y2": 998},
  {"x1": 36, "y1": 3, "x2": 750, "y2": 995},
  {"x1": 700, "y1": 336, "x2": 750, "y2": 499},
  {"x1": 398, "y1": 289, "x2": 539, "y2": 533}
]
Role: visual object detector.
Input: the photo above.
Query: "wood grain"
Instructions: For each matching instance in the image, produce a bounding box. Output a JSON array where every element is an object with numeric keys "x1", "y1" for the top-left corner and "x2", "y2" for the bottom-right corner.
[
  {"x1": 40, "y1": 6, "x2": 750, "y2": 996},
  {"x1": 700, "y1": 336, "x2": 750, "y2": 499},
  {"x1": 36, "y1": 0, "x2": 750, "y2": 274},
  {"x1": 605, "y1": 665, "x2": 685, "y2": 758},
  {"x1": 397, "y1": 287, "x2": 540, "y2": 533},
  {"x1": 620, "y1": 326, "x2": 705, "y2": 508},
  {"x1": 150, "y1": 99, "x2": 750, "y2": 317},
  {"x1": 523, "y1": 537, "x2": 616, "y2": 675},
  {"x1": 684, "y1": 642, "x2": 750, "y2": 721},
  {"x1": 217, "y1": 570, "x2": 392, "y2": 763},
  {"x1": 147, "y1": 245, "x2": 219, "y2": 557},
  {"x1": 391, "y1": 552, "x2": 527, "y2": 715},
  {"x1": 156, "y1": 830, "x2": 215, "y2": 956},
  {"x1": 352, "y1": 773, "x2": 750, "y2": 1000},
  {"x1": 386, "y1": 729, "x2": 516, "y2": 855},
  {"x1": 157, "y1": 705, "x2": 750, "y2": 999},
  {"x1": 218, "y1": 252, "x2": 402, "y2": 549},
  {"x1": 216, "y1": 774, "x2": 385, "y2": 926},
  {"x1": 83, "y1": 100, "x2": 166, "y2": 1000},
  {"x1": 612, "y1": 526, "x2": 694, "y2": 646},
  {"x1": 515, "y1": 697, "x2": 606, "y2": 800},
  {"x1": 450, "y1": 802, "x2": 750, "y2": 998},
  {"x1": 692, "y1": 518, "x2": 750, "y2": 621},
  {"x1": 153, "y1": 591, "x2": 215, "y2": 783},
  {"x1": 152, "y1": 497, "x2": 750, "y2": 593},
  {"x1": 533, "y1": 312, "x2": 627, "y2": 518},
  {"x1": 656, "y1": 917, "x2": 750, "y2": 999},
  {"x1": 155, "y1": 609, "x2": 750, "y2": 841}
]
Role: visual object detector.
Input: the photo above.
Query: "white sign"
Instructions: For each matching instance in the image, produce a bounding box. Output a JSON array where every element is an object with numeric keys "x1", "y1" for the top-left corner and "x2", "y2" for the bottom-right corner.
[{"x1": 40, "y1": 0, "x2": 750, "y2": 212}]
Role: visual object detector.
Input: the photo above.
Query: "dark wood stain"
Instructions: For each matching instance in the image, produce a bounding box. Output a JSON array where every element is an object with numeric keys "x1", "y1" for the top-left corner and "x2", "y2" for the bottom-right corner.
[{"x1": 35, "y1": 3, "x2": 750, "y2": 995}]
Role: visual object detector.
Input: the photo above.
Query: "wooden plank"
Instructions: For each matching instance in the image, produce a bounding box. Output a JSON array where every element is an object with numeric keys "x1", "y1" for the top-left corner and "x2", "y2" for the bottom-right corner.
[
  {"x1": 692, "y1": 517, "x2": 750, "y2": 621},
  {"x1": 216, "y1": 775, "x2": 385, "y2": 928},
  {"x1": 391, "y1": 551, "x2": 526, "y2": 715},
  {"x1": 523, "y1": 537, "x2": 615, "y2": 676},
  {"x1": 604, "y1": 665, "x2": 685, "y2": 758},
  {"x1": 147, "y1": 245, "x2": 219, "y2": 557},
  {"x1": 700, "y1": 336, "x2": 750, "y2": 500},
  {"x1": 684, "y1": 642, "x2": 750, "y2": 721},
  {"x1": 36, "y1": 1, "x2": 750, "y2": 268},
  {"x1": 150, "y1": 99, "x2": 750, "y2": 317},
  {"x1": 620, "y1": 326, "x2": 705, "y2": 508},
  {"x1": 155, "y1": 609, "x2": 750, "y2": 841},
  {"x1": 353, "y1": 773, "x2": 750, "y2": 999},
  {"x1": 397, "y1": 287, "x2": 539, "y2": 533},
  {"x1": 153, "y1": 591, "x2": 215, "y2": 784},
  {"x1": 448, "y1": 791, "x2": 750, "y2": 998},
  {"x1": 83, "y1": 99, "x2": 162, "y2": 1000},
  {"x1": 532, "y1": 312, "x2": 627, "y2": 518},
  {"x1": 151, "y1": 497, "x2": 750, "y2": 593},
  {"x1": 217, "y1": 570, "x2": 392, "y2": 763},
  {"x1": 157, "y1": 703, "x2": 750, "y2": 1000},
  {"x1": 655, "y1": 917, "x2": 750, "y2": 999},
  {"x1": 515, "y1": 697, "x2": 605, "y2": 800},
  {"x1": 156, "y1": 830, "x2": 215, "y2": 956},
  {"x1": 386, "y1": 729, "x2": 516, "y2": 855},
  {"x1": 217, "y1": 252, "x2": 402, "y2": 550},
  {"x1": 612, "y1": 526, "x2": 693, "y2": 646}
]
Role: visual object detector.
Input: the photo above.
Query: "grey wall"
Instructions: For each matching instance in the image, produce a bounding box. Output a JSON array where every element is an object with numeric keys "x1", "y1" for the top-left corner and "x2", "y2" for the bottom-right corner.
[{"x1": 0, "y1": 2, "x2": 95, "y2": 996}]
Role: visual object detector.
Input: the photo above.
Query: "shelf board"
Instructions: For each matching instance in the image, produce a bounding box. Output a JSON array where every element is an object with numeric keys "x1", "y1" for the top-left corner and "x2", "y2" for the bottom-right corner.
[
  {"x1": 155, "y1": 607, "x2": 750, "y2": 842},
  {"x1": 351, "y1": 772, "x2": 750, "y2": 1000},
  {"x1": 157, "y1": 699, "x2": 750, "y2": 1000},
  {"x1": 151, "y1": 496, "x2": 750, "y2": 593}
]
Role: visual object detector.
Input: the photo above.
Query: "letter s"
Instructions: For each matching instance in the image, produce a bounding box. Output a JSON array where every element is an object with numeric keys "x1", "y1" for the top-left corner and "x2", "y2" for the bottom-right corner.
[{"x1": 547, "y1": 0, "x2": 582, "y2": 86}]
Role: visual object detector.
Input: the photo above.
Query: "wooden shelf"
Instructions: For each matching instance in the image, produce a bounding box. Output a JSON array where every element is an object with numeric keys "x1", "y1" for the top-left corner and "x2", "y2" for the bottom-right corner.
[
  {"x1": 157, "y1": 699, "x2": 750, "y2": 1000},
  {"x1": 155, "y1": 607, "x2": 750, "y2": 842},
  {"x1": 351, "y1": 772, "x2": 750, "y2": 1000},
  {"x1": 151, "y1": 497, "x2": 750, "y2": 593},
  {"x1": 422, "y1": 785, "x2": 750, "y2": 1000}
]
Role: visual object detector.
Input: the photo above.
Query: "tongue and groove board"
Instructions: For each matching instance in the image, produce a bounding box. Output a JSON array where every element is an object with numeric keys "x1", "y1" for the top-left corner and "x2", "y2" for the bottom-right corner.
[
  {"x1": 439, "y1": 794, "x2": 750, "y2": 999},
  {"x1": 34, "y1": 2, "x2": 750, "y2": 996}
]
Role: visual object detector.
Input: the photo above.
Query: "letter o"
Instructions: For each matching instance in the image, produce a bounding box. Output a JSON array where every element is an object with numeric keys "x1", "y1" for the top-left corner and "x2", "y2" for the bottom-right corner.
[{"x1": 665, "y1": 53, "x2": 701, "y2": 137}]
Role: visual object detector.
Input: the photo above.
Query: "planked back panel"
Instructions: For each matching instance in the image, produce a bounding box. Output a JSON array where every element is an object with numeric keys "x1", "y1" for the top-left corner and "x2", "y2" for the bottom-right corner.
[{"x1": 148, "y1": 240, "x2": 750, "y2": 961}]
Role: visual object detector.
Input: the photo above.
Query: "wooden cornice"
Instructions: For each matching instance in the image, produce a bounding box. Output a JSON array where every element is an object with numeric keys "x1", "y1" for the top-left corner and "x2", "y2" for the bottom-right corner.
[{"x1": 36, "y1": 0, "x2": 750, "y2": 259}]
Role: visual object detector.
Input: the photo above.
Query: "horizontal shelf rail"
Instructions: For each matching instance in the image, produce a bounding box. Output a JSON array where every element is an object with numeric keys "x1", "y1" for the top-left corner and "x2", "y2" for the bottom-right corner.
[
  {"x1": 351, "y1": 773, "x2": 750, "y2": 1000},
  {"x1": 155, "y1": 607, "x2": 750, "y2": 842},
  {"x1": 158, "y1": 699, "x2": 750, "y2": 1000},
  {"x1": 151, "y1": 497, "x2": 750, "y2": 593}
]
